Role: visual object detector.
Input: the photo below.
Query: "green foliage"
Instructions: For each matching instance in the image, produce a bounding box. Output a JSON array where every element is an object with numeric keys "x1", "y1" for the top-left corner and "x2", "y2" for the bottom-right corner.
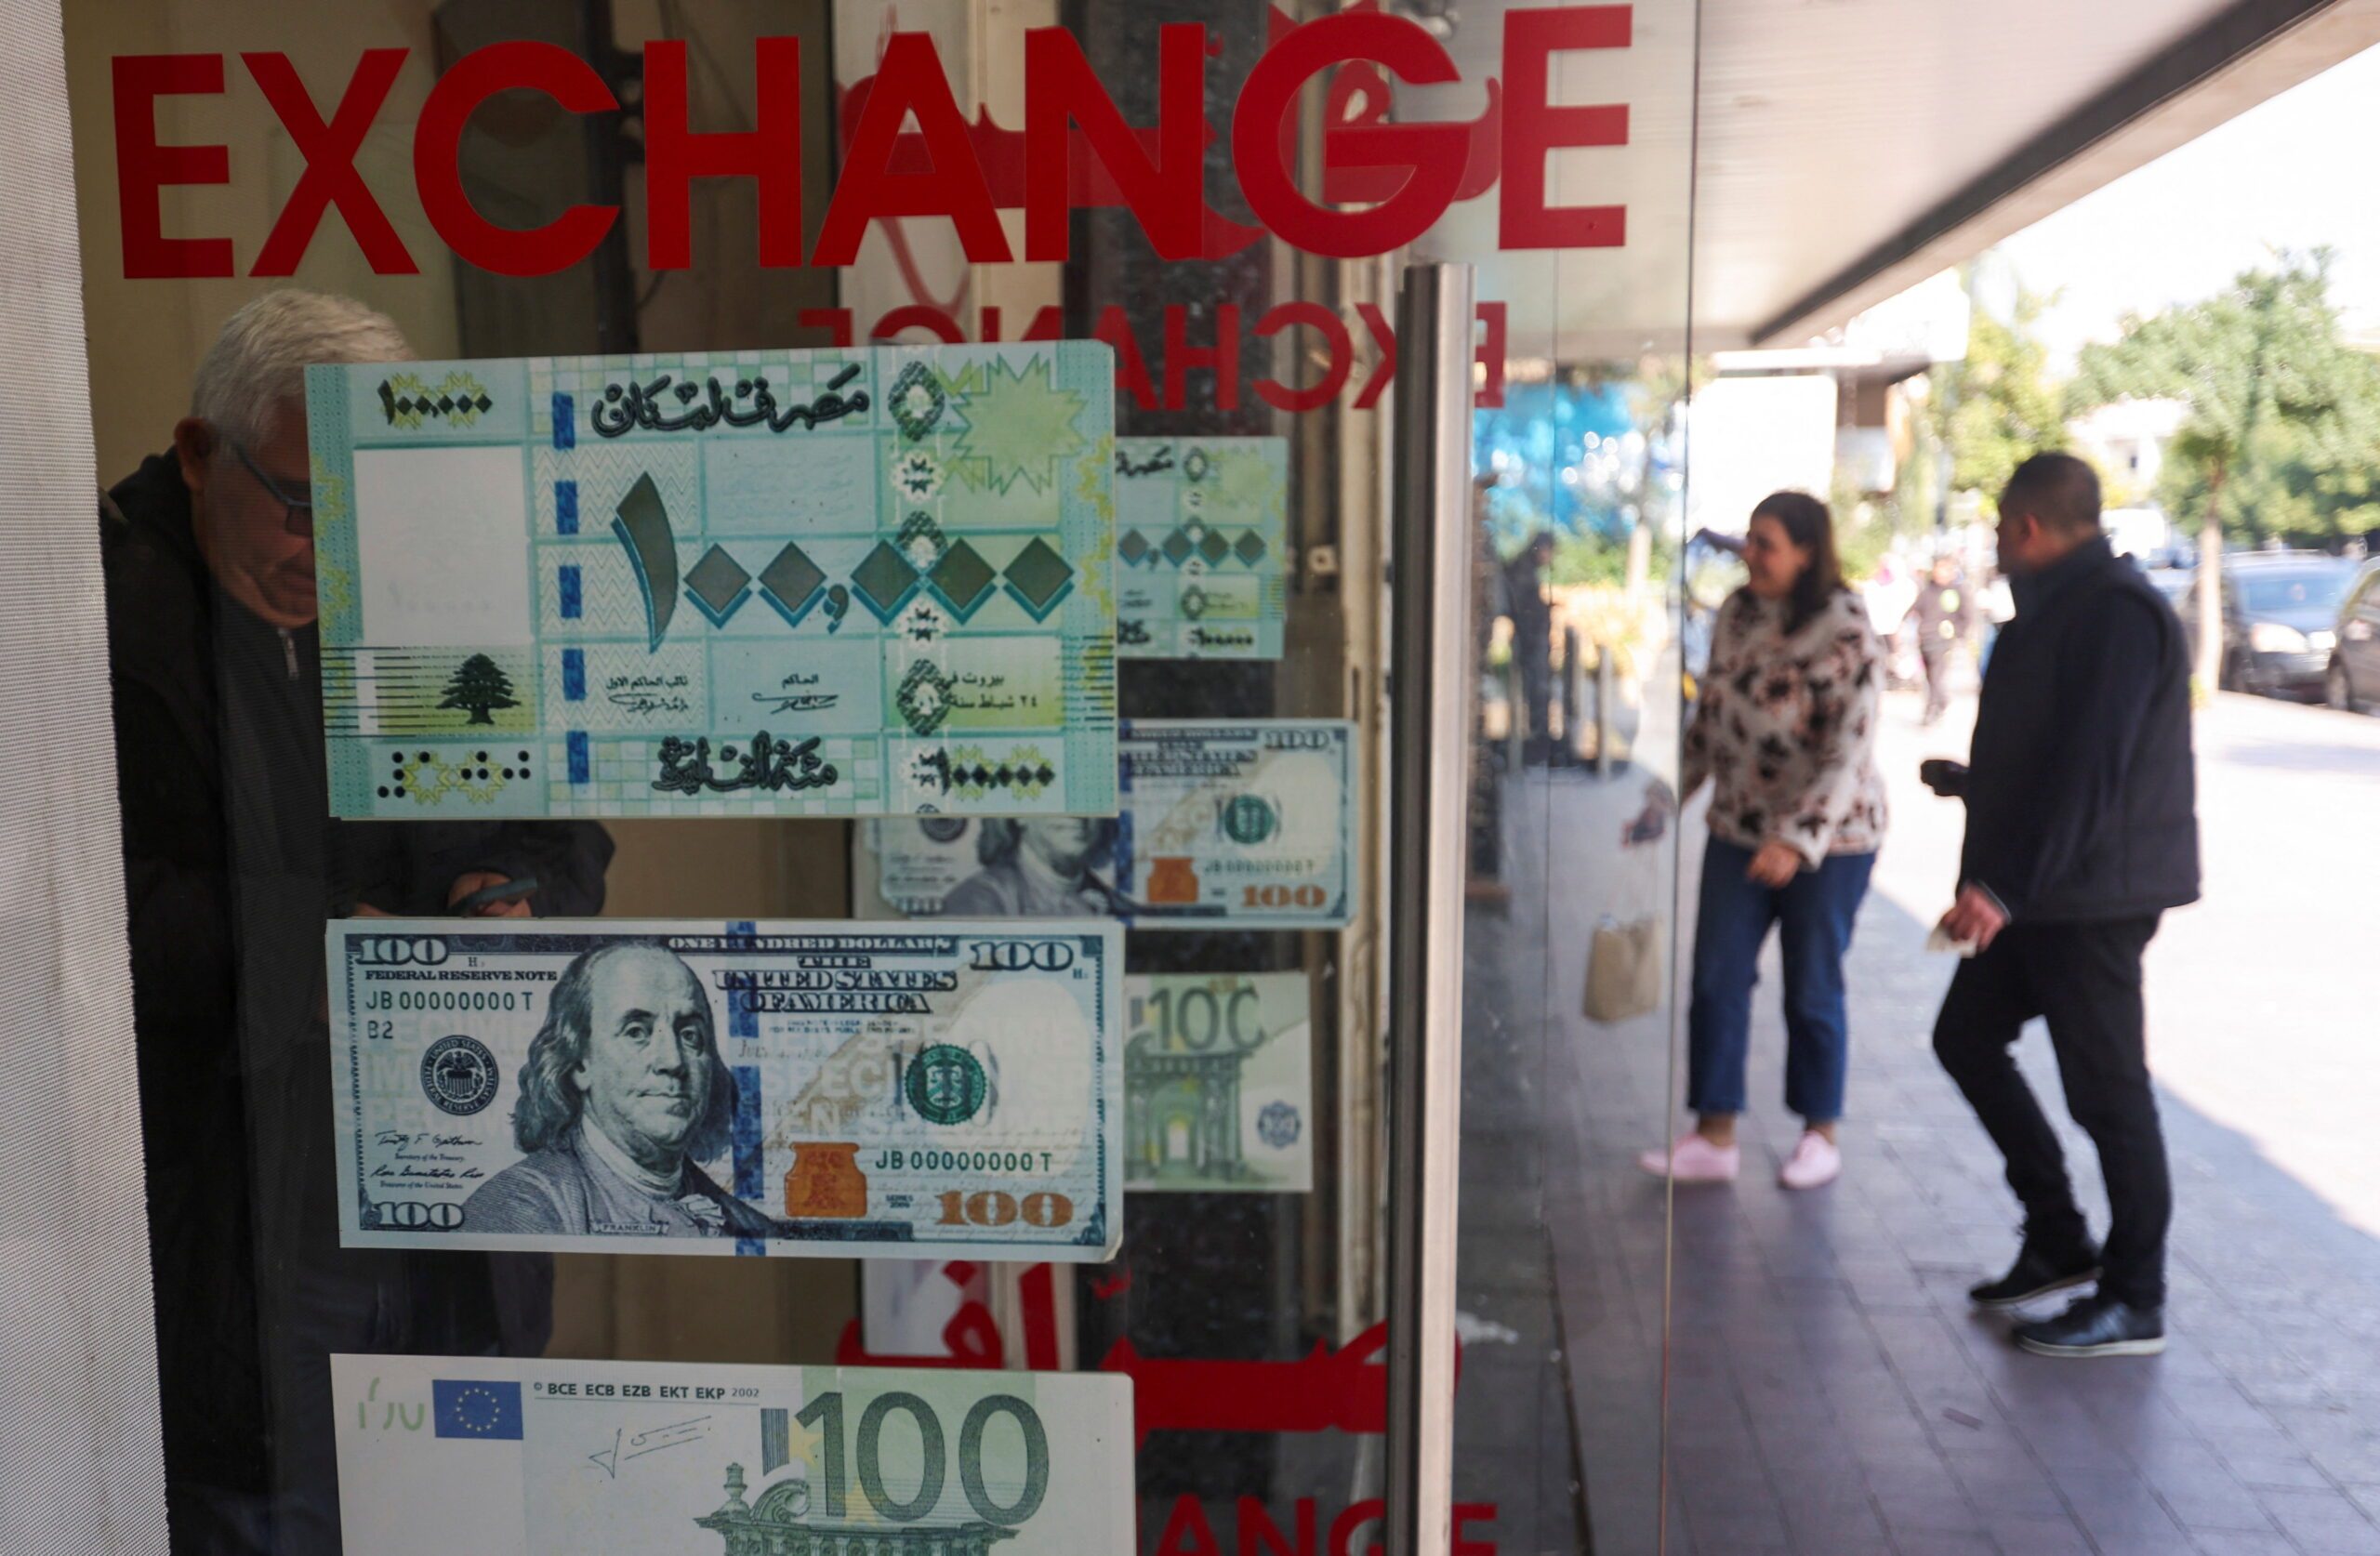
[
  {"x1": 2069, "y1": 253, "x2": 2380, "y2": 545},
  {"x1": 1924, "y1": 280, "x2": 2069, "y2": 514},
  {"x1": 1831, "y1": 469, "x2": 1907, "y2": 584},
  {"x1": 1546, "y1": 529, "x2": 1671, "y2": 589}
]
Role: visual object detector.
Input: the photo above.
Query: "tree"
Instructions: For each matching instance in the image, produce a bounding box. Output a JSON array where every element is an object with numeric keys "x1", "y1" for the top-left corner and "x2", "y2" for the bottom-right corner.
[
  {"x1": 2069, "y1": 253, "x2": 2380, "y2": 685},
  {"x1": 439, "y1": 653, "x2": 519, "y2": 725},
  {"x1": 1921, "y1": 275, "x2": 2069, "y2": 519}
]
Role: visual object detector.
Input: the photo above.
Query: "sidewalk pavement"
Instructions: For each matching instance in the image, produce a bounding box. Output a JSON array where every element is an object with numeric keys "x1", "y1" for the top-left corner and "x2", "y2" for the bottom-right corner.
[{"x1": 1468, "y1": 683, "x2": 2380, "y2": 1555}]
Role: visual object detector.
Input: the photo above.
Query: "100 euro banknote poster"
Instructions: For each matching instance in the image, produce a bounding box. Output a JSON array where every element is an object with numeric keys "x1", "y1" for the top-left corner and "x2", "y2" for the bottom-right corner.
[
  {"x1": 1113, "y1": 437, "x2": 1286, "y2": 660},
  {"x1": 306, "y1": 343, "x2": 1117, "y2": 819},
  {"x1": 330, "y1": 920, "x2": 1121, "y2": 1261},
  {"x1": 1125, "y1": 973, "x2": 1312, "y2": 1193},
  {"x1": 331, "y1": 1353, "x2": 1132, "y2": 1556},
  {"x1": 857, "y1": 719, "x2": 1356, "y2": 930}
]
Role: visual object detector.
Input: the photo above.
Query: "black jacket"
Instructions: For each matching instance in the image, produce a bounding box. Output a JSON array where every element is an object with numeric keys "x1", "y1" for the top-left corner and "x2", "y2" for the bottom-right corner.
[
  {"x1": 1960, "y1": 535, "x2": 2200, "y2": 922},
  {"x1": 102, "y1": 454, "x2": 612, "y2": 1531}
]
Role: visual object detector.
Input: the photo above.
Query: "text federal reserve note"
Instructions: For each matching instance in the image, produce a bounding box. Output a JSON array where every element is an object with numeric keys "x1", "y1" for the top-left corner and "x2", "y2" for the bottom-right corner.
[
  {"x1": 306, "y1": 343, "x2": 1116, "y2": 819},
  {"x1": 330, "y1": 919, "x2": 1121, "y2": 1261}
]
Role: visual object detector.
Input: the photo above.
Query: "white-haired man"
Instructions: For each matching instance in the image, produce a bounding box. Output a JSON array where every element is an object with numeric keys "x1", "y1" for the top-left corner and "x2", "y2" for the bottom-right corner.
[{"x1": 101, "y1": 292, "x2": 613, "y2": 1555}]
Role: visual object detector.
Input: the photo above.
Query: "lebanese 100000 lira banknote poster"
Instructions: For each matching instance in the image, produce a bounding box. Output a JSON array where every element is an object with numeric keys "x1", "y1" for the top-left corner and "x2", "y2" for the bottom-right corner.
[
  {"x1": 306, "y1": 343, "x2": 1117, "y2": 820},
  {"x1": 330, "y1": 920, "x2": 1121, "y2": 1261},
  {"x1": 331, "y1": 1353, "x2": 1132, "y2": 1556},
  {"x1": 856, "y1": 719, "x2": 1356, "y2": 929},
  {"x1": 1125, "y1": 972, "x2": 1312, "y2": 1193},
  {"x1": 1113, "y1": 436, "x2": 1287, "y2": 660}
]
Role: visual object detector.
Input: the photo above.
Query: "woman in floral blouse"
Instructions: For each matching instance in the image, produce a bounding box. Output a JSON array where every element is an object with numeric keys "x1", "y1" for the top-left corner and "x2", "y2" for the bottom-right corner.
[{"x1": 1638, "y1": 491, "x2": 1887, "y2": 1190}]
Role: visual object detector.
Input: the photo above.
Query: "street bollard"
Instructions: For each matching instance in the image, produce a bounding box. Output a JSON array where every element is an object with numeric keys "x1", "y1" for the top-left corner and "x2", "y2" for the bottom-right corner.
[
  {"x1": 1595, "y1": 642, "x2": 1615, "y2": 778},
  {"x1": 1502, "y1": 658, "x2": 1523, "y2": 774},
  {"x1": 1562, "y1": 626, "x2": 1583, "y2": 763}
]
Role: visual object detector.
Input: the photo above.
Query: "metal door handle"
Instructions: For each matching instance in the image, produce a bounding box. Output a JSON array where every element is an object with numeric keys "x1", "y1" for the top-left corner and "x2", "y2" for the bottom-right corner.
[{"x1": 1382, "y1": 260, "x2": 1476, "y2": 1556}]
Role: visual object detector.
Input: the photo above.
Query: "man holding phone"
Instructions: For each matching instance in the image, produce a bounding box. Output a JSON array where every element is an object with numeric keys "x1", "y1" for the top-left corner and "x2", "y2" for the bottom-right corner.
[{"x1": 1922, "y1": 453, "x2": 2199, "y2": 1358}]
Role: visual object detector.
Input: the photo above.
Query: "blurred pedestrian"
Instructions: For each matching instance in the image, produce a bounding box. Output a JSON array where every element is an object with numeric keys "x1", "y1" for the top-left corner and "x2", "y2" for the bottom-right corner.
[
  {"x1": 1923, "y1": 453, "x2": 2200, "y2": 1358},
  {"x1": 1501, "y1": 532, "x2": 1555, "y2": 762},
  {"x1": 1633, "y1": 492, "x2": 1887, "y2": 1191},
  {"x1": 1903, "y1": 553, "x2": 1977, "y2": 724}
]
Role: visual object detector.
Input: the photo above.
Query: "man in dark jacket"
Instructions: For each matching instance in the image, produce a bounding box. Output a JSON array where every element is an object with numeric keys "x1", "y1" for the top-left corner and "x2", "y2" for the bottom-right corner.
[
  {"x1": 105, "y1": 291, "x2": 613, "y2": 1553},
  {"x1": 1923, "y1": 452, "x2": 2199, "y2": 1358}
]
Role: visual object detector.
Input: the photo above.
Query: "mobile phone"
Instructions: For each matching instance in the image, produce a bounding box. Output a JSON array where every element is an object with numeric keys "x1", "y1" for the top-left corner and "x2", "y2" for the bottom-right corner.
[{"x1": 452, "y1": 875, "x2": 537, "y2": 913}]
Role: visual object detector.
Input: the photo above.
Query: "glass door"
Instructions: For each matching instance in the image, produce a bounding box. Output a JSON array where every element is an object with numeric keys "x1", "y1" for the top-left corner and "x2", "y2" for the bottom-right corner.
[{"x1": 55, "y1": 2, "x2": 1700, "y2": 1550}]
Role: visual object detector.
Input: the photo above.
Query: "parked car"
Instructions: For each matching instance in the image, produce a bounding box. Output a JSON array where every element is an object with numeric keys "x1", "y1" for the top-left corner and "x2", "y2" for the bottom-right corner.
[
  {"x1": 2324, "y1": 559, "x2": 2380, "y2": 712},
  {"x1": 2180, "y1": 553, "x2": 2360, "y2": 699},
  {"x1": 2142, "y1": 566, "x2": 2194, "y2": 608}
]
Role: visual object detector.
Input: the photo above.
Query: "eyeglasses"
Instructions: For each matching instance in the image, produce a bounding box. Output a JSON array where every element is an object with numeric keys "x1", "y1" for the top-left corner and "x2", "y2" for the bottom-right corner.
[{"x1": 227, "y1": 439, "x2": 315, "y2": 537}]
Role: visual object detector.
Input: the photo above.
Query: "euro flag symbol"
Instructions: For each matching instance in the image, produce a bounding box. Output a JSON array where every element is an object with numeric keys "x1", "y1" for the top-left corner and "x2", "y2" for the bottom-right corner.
[{"x1": 432, "y1": 1379, "x2": 523, "y2": 1440}]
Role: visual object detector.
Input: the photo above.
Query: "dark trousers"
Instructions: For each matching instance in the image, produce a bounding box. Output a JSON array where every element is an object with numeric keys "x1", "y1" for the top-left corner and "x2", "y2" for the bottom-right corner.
[
  {"x1": 1687, "y1": 838, "x2": 1875, "y2": 1122},
  {"x1": 1920, "y1": 643, "x2": 1954, "y2": 721},
  {"x1": 1932, "y1": 916, "x2": 2172, "y2": 1308},
  {"x1": 1517, "y1": 649, "x2": 1552, "y2": 758}
]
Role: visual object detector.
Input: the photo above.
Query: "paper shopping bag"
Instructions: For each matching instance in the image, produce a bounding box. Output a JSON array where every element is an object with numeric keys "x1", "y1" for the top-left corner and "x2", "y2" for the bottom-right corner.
[{"x1": 1583, "y1": 916, "x2": 1662, "y2": 1023}]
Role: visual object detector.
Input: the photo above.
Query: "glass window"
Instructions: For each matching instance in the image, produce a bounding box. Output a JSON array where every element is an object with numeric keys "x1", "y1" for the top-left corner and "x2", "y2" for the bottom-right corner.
[{"x1": 60, "y1": 5, "x2": 1701, "y2": 1554}]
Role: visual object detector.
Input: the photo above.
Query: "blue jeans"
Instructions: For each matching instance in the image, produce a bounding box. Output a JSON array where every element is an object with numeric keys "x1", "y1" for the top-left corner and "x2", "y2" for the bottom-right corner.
[{"x1": 1686, "y1": 837, "x2": 1876, "y2": 1122}]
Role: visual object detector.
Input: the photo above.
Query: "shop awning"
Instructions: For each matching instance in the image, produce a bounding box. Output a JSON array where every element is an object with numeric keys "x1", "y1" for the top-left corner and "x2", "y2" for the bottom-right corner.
[
  {"x1": 1706, "y1": 0, "x2": 2380, "y2": 346},
  {"x1": 1427, "y1": 0, "x2": 2380, "y2": 358}
]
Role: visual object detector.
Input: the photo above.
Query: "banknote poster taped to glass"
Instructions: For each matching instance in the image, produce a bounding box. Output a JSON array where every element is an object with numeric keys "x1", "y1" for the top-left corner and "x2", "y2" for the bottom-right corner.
[
  {"x1": 1112, "y1": 437, "x2": 1288, "y2": 661},
  {"x1": 330, "y1": 920, "x2": 1123, "y2": 1261},
  {"x1": 305, "y1": 342, "x2": 1118, "y2": 820},
  {"x1": 1125, "y1": 973, "x2": 1313, "y2": 1193},
  {"x1": 854, "y1": 719, "x2": 1356, "y2": 929},
  {"x1": 329, "y1": 1353, "x2": 1133, "y2": 1556}
]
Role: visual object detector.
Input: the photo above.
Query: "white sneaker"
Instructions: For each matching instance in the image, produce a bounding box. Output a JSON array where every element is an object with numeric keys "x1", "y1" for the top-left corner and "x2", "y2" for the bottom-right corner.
[
  {"x1": 1636, "y1": 1132, "x2": 1741, "y2": 1182},
  {"x1": 1778, "y1": 1131, "x2": 1842, "y2": 1190}
]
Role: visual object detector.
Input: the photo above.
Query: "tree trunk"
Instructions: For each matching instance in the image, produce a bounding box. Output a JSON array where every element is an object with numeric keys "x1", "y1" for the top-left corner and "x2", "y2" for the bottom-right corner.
[{"x1": 2196, "y1": 466, "x2": 2228, "y2": 692}]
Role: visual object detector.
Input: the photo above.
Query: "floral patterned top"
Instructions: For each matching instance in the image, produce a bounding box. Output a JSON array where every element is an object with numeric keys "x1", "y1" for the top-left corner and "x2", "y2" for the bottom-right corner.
[{"x1": 1683, "y1": 586, "x2": 1887, "y2": 864}]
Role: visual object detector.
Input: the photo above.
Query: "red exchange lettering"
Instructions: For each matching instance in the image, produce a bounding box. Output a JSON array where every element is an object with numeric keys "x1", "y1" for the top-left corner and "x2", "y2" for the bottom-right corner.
[
  {"x1": 112, "y1": 54, "x2": 231, "y2": 279},
  {"x1": 1024, "y1": 24, "x2": 1206, "y2": 261},
  {"x1": 813, "y1": 31, "x2": 1010, "y2": 267},
  {"x1": 1232, "y1": 12, "x2": 1468, "y2": 258},
  {"x1": 1499, "y1": 6, "x2": 1630, "y2": 249},
  {"x1": 244, "y1": 49, "x2": 415, "y2": 275},
  {"x1": 415, "y1": 42, "x2": 619, "y2": 276},
  {"x1": 1254, "y1": 301, "x2": 1354, "y2": 413},
  {"x1": 643, "y1": 36, "x2": 803, "y2": 270}
]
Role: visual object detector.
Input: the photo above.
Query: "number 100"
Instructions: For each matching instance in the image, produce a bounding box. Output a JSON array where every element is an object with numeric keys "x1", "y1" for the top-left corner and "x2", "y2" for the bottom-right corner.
[{"x1": 792, "y1": 1391, "x2": 1050, "y2": 1525}]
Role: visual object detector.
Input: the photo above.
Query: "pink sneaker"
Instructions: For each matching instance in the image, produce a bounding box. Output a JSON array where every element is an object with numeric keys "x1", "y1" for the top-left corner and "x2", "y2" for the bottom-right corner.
[
  {"x1": 1778, "y1": 1131, "x2": 1842, "y2": 1190},
  {"x1": 1637, "y1": 1132, "x2": 1740, "y2": 1182}
]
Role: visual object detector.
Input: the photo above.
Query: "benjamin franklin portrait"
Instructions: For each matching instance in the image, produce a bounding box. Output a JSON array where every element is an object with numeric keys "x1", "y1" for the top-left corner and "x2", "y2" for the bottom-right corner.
[
  {"x1": 463, "y1": 942, "x2": 775, "y2": 1238},
  {"x1": 939, "y1": 817, "x2": 1123, "y2": 917}
]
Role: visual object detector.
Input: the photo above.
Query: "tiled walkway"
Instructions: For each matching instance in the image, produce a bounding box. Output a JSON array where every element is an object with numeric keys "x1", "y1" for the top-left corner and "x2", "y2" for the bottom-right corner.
[{"x1": 1468, "y1": 692, "x2": 2380, "y2": 1555}]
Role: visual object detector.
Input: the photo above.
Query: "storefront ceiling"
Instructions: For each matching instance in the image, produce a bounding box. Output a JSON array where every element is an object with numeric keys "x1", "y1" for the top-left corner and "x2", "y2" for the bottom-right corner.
[
  {"x1": 1419, "y1": 0, "x2": 2380, "y2": 359},
  {"x1": 1698, "y1": 0, "x2": 2380, "y2": 347}
]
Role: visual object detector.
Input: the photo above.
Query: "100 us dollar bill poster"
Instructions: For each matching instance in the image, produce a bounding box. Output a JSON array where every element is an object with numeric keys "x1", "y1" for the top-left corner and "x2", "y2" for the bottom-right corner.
[
  {"x1": 306, "y1": 343, "x2": 1117, "y2": 820},
  {"x1": 331, "y1": 1353, "x2": 1132, "y2": 1556},
  {"x1": 330, "y1": 920, "x2": 1122, "y2": 1262}
]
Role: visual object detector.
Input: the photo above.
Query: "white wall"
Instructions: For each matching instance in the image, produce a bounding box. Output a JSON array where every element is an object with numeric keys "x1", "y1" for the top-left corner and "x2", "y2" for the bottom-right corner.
[
  {"x1": 0, "y1": 2, "x2": 170, "y2": 1551},
  {"x1": 1686, "y1": 374, "x2": 1842, "y2": 534}
]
